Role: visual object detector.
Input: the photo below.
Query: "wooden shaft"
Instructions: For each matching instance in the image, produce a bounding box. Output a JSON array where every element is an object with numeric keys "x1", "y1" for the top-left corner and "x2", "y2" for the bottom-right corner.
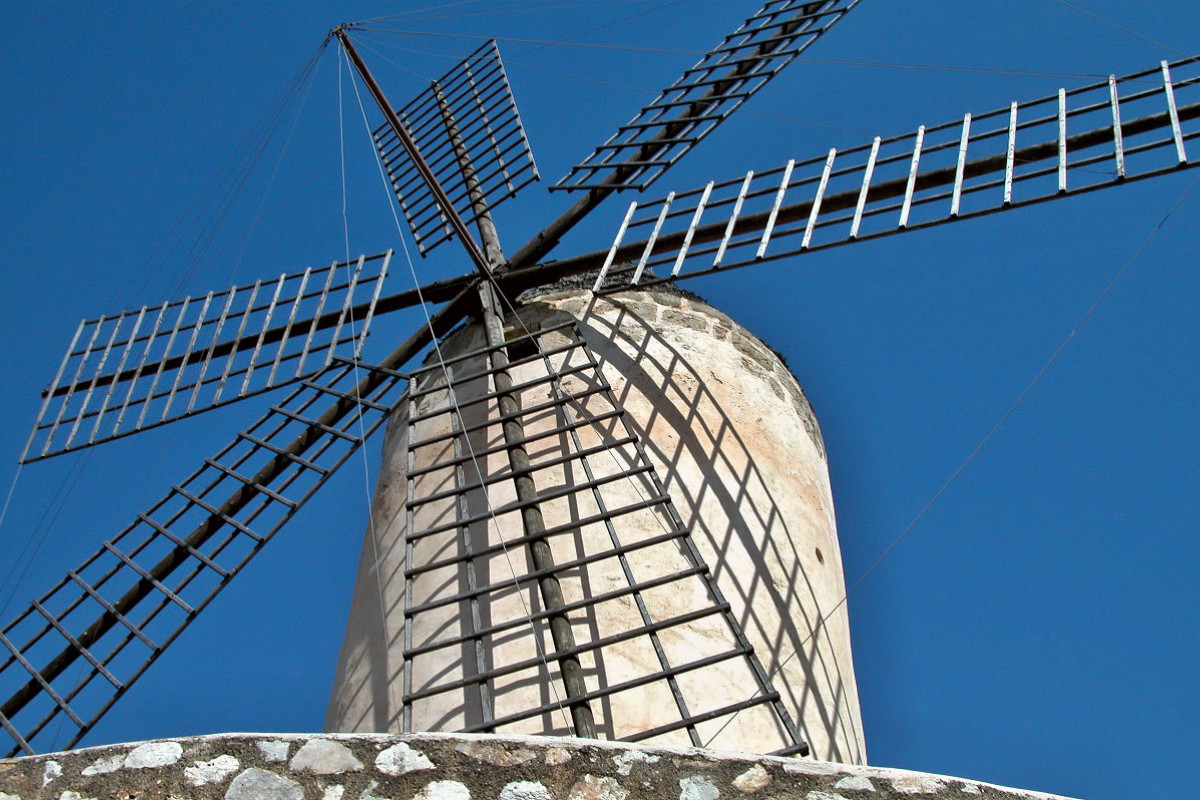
[
  {"x1": 436, "y1": 70, "x2": 597, "y2": 737},
  {"x1": 335, "y1": 27, "x2": 492, "y2": 278},
  {"x1": 434, "y1": 83, "x2": 505, "y2": 269},
  {"x1": 476, "y1": 284, "x2": 598, "y2": 738}
]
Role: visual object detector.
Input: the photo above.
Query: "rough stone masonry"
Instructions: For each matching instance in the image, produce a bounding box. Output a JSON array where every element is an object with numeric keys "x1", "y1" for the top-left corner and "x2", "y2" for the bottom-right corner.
[{"x1": 0, "y1": 732, "x2": 1079, "y2": 800}]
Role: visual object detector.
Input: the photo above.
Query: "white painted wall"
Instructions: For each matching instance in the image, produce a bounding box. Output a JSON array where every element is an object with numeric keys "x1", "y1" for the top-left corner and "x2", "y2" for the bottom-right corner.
[{"x1": 326, "y1": 288, "x2": 864, "y2": 764}]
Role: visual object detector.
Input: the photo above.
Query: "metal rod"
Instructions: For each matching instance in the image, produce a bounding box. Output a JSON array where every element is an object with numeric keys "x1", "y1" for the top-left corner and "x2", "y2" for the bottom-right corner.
[
  {"x1": 89, "y1": 308, "x2": 147, "y2": 443},
  {"x1": 410, "y1": 397, "x2": 623, "y2": 468},
  {"x1": 354, "y1": 251, "x2": 391, "y2": 359},
  {"x1": 406, "y1": 563, "x2": 707, "y2": 656},
  {"x1": 406, "y1": 435, "x2": 640, "y2": 514},
  {"x1": 406, "y1": 461, "x2": 657, "y2": 545},
  {"x1": 405, "y1": 524, "x2": 687, "y2": 614},
  {"x1": 214, "y1": 281, "x2": 261, "y2": 405},
  {"x1": 188, "y1": 290, "x2": 238, "y2": 414},
  {"x1": 406, "y1": 605, "x2": 726, "y2": 702},
  {"x1": 268, "y1": 269, "x2": 311, "y2": 387},
  {"x1": 324, "y1": 256, "x2": 366, "y2": 368},
  {"x1": 633, "y1": 192, "x2": 674, "y2": 284},
  {"x1": 22, "y1": 319, "x2": 86, "y2": 462},
  {"x1": 296, "y1": 269, "x2": 335, "y2": 378},
  {"x1": 162, "y1": 292, "x2": 214, "y2": 421},
  {"x1": 240, "y1": 276, "x2": 286, "y2": 396},
  {"x1": 65, "y1": 317, "x2": 124, "y2": 450}
]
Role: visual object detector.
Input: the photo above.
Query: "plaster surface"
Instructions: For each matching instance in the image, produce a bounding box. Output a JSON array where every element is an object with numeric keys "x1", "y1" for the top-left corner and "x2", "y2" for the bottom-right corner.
[{"x1": 327, "y1": 288, "x2": 863, "y2": 763}]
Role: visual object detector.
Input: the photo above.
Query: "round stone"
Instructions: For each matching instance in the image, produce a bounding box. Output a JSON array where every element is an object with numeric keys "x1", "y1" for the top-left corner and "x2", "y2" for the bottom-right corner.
[
  {"x1": 376, "y1": 742, "x2": 435, "y2": 775},
  {"x1": 732, "y1": 765, "x2": 771, "y2": 793},
  {"x1": 185, "y1": 755, "x2": 240, "y2": 786},
  {"x1": 679, "y1": 775, "x2": 720, "y2": 800},
  {"x1": 224, "y1": 768, "x2": 303, "y2": 800},
  {"x1": 568, "y1": 774, "x2": 629, "y2": 800},
  {"x1": 833, "y1": 776, "x2": 875, "y2": 792},
  {"x1": 499, "y1": 781, "x2": 551, "y2": 800},
  {"x1": 80, "y1": 754, "x2": 124, "y2": 777},
  {"x1": 414, "y1": 780, "x2": 471, "y2": 800},
  {"x1": 289, "y1": 739, "x2": 363, "y2": 775},
  {"x1": 123, "y1": 742, "x2": 183, "y2": 769}
]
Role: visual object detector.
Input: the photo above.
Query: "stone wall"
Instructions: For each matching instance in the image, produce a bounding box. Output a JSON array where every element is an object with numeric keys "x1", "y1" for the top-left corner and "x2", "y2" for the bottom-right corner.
[{"x1": 0, "y1": 733, "x2": 1079, "y2": 800}]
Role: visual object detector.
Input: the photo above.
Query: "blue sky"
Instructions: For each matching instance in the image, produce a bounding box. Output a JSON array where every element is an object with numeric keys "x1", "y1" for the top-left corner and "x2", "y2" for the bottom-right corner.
[{"x1": 2, "y1": 2, "x2": 1198, "y2": 798}]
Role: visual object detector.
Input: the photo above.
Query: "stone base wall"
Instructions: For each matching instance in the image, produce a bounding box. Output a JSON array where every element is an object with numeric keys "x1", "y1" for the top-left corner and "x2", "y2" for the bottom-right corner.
[{"x1": 1, "y1": 733, "x2": 1078, "y2": 800}]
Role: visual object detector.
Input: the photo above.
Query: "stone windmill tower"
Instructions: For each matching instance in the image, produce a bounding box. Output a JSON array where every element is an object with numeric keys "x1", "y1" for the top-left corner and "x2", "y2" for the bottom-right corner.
[{"x1": 1, "y1": 3, "x2": 1197, "y2": 796}]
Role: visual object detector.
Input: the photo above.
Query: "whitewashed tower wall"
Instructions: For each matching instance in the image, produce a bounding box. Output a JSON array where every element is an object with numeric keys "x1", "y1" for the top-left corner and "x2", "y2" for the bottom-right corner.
[{"x1": 326, "y1": 286, "x2": 865, "y2": 764}]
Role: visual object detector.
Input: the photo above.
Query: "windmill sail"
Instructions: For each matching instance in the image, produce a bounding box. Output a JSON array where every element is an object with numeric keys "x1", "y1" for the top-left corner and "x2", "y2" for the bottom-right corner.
[
  {"x1": 22, "y1": 252, "x2": 391, "y2": 464},
  {"x1": 371, "y1": 40, "x2": 540, "y2": 257},
  {"x1": 591, "y1": 56, "x2": 1200, "y2": 289},
  {"x1": 0, "y1": 354, "x2": 408, "y2": 757},
  {"x1": 552, "y1": 0, "x2": 861, "y2": 193}
]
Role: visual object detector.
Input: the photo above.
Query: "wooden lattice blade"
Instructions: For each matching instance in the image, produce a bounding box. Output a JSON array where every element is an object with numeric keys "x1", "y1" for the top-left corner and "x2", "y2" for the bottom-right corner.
[
  {"x1": 21, "y1": 252, "x2": 391, "y2": 464},
  {"x1": 0, "y1": 355, "x2": 408, "y2": 757},
  {"x1": 589, "y1": 56, "x2": 1200, "y2": 290},
  {"x1": 551, "y1": 0, "x2": 861, "y2": 193},
  {"x1": 371, "y1": 40, "x2": 539, "y2": 257}
]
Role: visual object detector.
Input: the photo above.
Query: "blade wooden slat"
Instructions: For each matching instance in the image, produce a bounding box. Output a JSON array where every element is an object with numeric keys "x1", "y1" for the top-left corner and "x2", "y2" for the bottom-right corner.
[
  {"x1": 213, "y1": 281, "x2": 262, "y2": 406},
  {"x1": 1164, "y1": 61, "x2": 1189, "y2": 162},
  {"x1": 1, "y1": 356, "x2": 408, "y2": 757},
  {"x1": 599, "y1": 54, "x2": 1200, "y2": 291},
  {"x1": 164, "y1": 292, "x2": 215, "y2": 422},
  {"x1": 371, "y1": 40, "x2": 539, "y2": 257},
  {"x1": 134, "y1": 299, "x2": 191, "y2": 431},
  {"x1": 89, "y1": 307, "x2": 147, "y2": 443},
  {"x1": 267, "y1": 268, "x2": 312, "y2": 387},
  {"x1": 552, "y1": 0, "x2": 861, "y2": 192},
  {"x1": 22, "y1": 252, "x2": 391, "y2": 464},
  {"x1": 187, "y1": 288, "x2": 239, "y2": 414}
]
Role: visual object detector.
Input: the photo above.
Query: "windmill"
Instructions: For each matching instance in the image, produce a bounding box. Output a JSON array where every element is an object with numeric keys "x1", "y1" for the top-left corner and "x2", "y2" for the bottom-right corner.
[{"x1": 2, "y1": 1, "x2": 1200, "y2": 796}]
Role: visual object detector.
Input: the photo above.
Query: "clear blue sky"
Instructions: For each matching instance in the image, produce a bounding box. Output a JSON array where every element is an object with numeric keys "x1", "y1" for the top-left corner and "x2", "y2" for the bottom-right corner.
[{"x1": 2, "y1": 3, "x2": 1198, "y2": 798}]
